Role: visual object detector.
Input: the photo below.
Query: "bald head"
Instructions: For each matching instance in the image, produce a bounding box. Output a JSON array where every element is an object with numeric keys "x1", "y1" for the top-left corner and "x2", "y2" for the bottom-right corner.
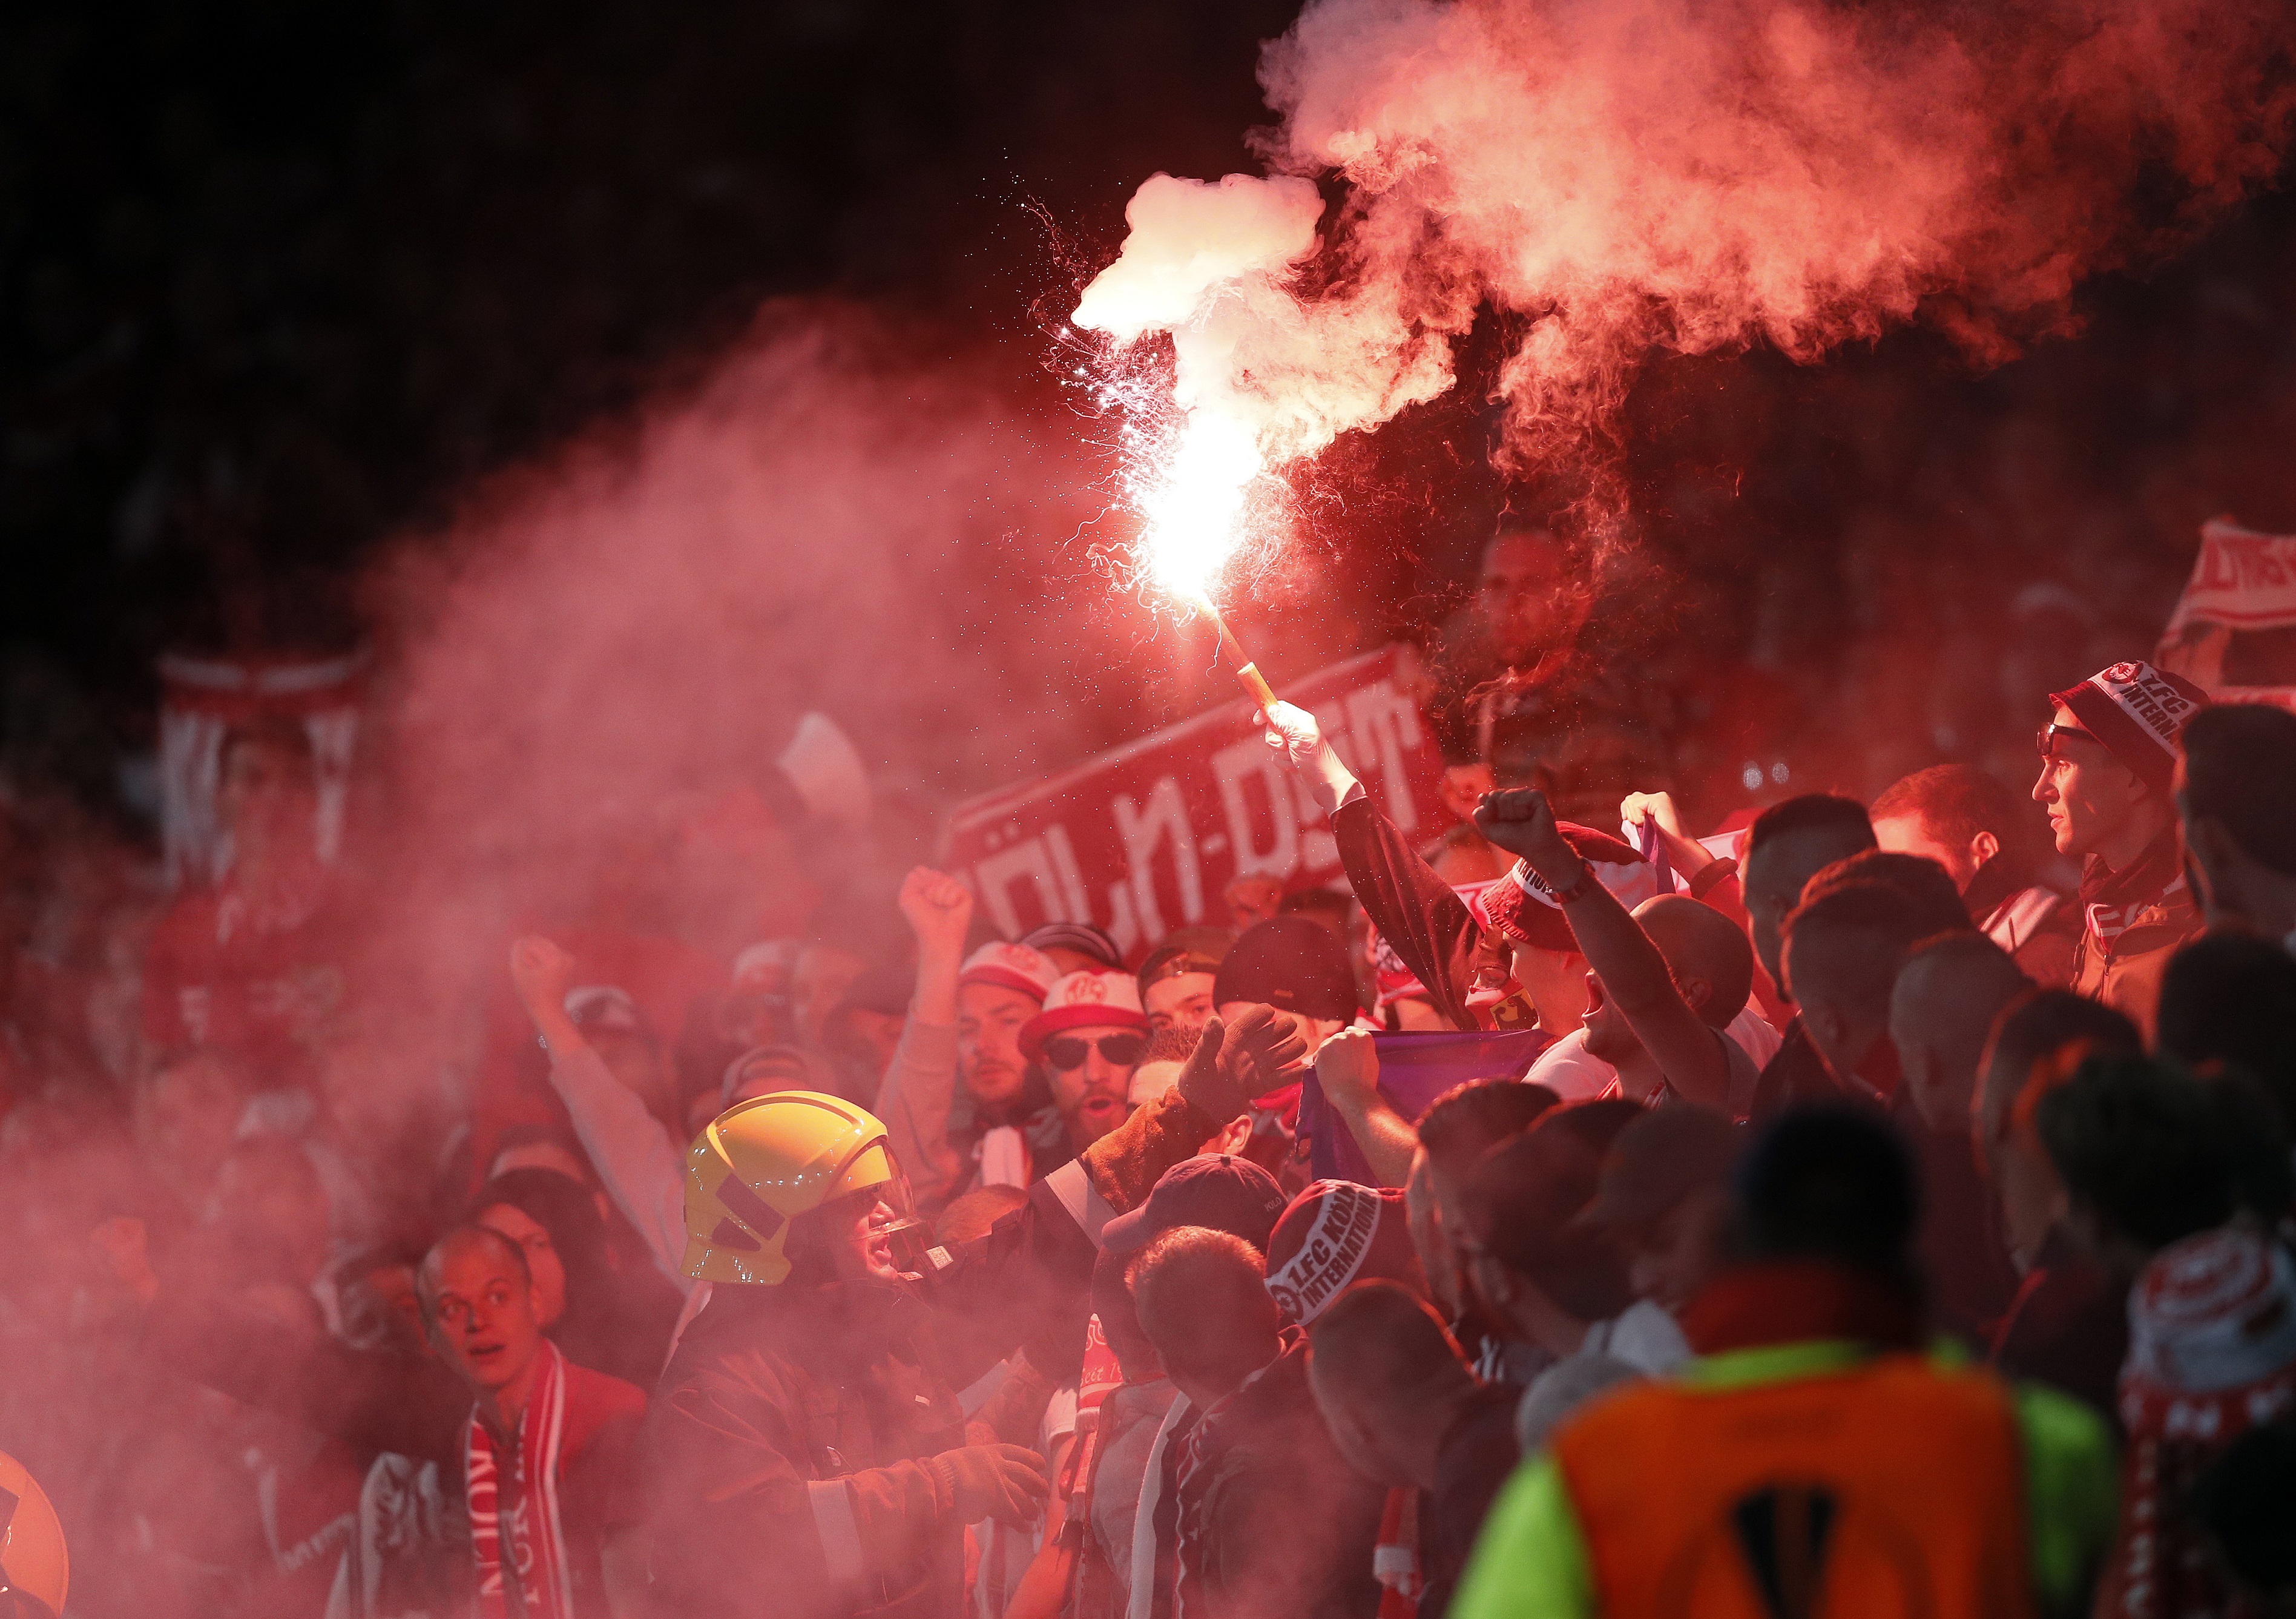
[
  {"x1": 1633, "y1": 894, "x2": 1755, "y2": 1028},
  {"x1": 1783, "y1": 882, "x2": 1926, "y2": 1086},
  {"x1": 1130, "y1": 1226, "x2": 1282, "y2": 1408},
  {"x1": 416, "y1": 1224, "x2": 530, "y2": 1319},
  {"x1": 1890, "y1": 934, "x2": 2031, "y2": 1132}
]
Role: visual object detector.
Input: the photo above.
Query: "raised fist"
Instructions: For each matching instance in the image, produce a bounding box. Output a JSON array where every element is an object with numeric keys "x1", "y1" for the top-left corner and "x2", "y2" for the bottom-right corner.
[
  {"x1": 509, "y1": 935, "x2": 577, "y2": 1022},
  {"x1": 898, "y1": 867, "x2": 974, "y2": 954}
]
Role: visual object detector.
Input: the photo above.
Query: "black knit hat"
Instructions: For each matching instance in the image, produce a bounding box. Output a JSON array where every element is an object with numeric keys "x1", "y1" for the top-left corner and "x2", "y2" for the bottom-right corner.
[{"x1": 1212, "y1": 917, "x2": 1360, "y2": 1022}]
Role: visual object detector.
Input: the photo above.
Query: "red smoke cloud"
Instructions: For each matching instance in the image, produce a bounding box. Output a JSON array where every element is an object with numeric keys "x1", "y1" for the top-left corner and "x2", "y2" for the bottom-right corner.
[
  {"x1": 359, "y1": 309, "x2": 1116, "y2": 983},
  {"x1": 1086, "y1": 0, "x2": 2296, "y2": 482}
]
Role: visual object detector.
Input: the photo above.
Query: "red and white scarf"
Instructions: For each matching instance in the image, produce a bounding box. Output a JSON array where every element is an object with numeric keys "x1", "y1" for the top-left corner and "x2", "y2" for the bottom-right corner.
[
  {"x1": 2077, "y1": 829, "x2": 2185, "y2": 949},
  {"x1": 464, "y1": 1339, "x2": 575, "y2": 1619}
]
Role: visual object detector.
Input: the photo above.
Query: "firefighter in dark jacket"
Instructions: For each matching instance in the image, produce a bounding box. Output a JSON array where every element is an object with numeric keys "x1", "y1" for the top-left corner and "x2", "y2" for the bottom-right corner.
[{"x1": 644, "y1": 1010, "x2": 1306, "y2": 1619}]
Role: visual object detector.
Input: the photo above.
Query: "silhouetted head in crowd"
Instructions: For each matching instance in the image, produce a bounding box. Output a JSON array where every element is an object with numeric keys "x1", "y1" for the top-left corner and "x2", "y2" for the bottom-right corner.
[
  {"x1": 1976, "y1": 988, "x2": 2144, "y2": 1170},
  {"x1": 1871, "y1": 763, "x2": 2036, "y2": 896},
  {"x1": 216, "y1": 715, "x2": 320, "y2": 872},
  {"x1": 211, "y1": 1135, "x2": 334, "y2": 1291},
  {"x1": 473, "y1": 1167, "x2": 678, "y2": 1382},
  {"x1": 2035, "y1": 1054, "x2": 2241, "y2": 1282},
  {"x1": 823, "y1": 965, "x2": 910, "y2": 1084},
  {"x1": 791, "y1": 940, "x2": 868, "y2": 1053},
  {"x1": 1454, "y1": 1100, "x2": 1640, "y2": 1355},
  {"x1": 417, "y1": 1225, "x2": 547, "y2": 1420},
  {"x1": 1137, "y1": 928, "x2": 1231, "y2": 1037},
  {"x1": 1278, "y1": 887, "x2": 1354, "y2": 942},
  {"x1": 1130, "y1": 1226, "x2": 1283, "y2": 1410},
  {"x1": 472, "y1": 1170, "x2": 591, "y2": 1331},
  {"x1": 489, "y1": 1121, "x2": 598, "y2": 1192},
  {"x1": 2194, "y1": 1067, "x2": 2296, "y2": 1230},
  {"x1": 1581, "y1": 895, "x2": 1754, "y2": 1072},
  {"x1": 1102, "y1": 1153, "x2": 1289, "y2": 1257},
  {"x1": 339, "y1": 1241, "x2": 430, "y2": 1355},
  {"x1": 1890, "y1": 933, "x2": 2031, "y2": 1133},
  {"x1": 2033, "y1": 661, "x2": 2206, "y2": 872},
  {"x1": 1022, "y1": 920, "x2": 1126, "y2": 979},
  {"x1": 702, "y1": 1044, "x2": 827, "y2": 1135},
  {"x1": 1408, "y1": 1079, "x2": 1559, "y2": 1318},
  {"x1": 1476, "y1": 526, "x2": 1584, "y2": 668},
  {"x1": 1801, "y1": 849, "x2": 1974, "y2": 938},
  {"x1": 1781, "y1": 882, "x2": 1926, "y2": 1088},
  {"x1": 1579, "y1": 1103, "x2": 1742, "y2": 1316},
  {"x1": 1742, "y1": 796, "x2": 1875, "y2": 987},
  {"x1": 2157, "y1": 933, "x2": 2296, "y2": 1135},
  {"x1": 134, "y1": 1048, "x2": 251, "y2": 1214},
  {"x1": 1731, "y1": 1106, "x2": 1919, "y2": 1295},
  {"x1": 1214, "y1": 917, "x2": 1361, "y2": 1052},
  {"x1": 2178, "y1": 703, "x2": 2296, "y2": 941},
  {"x1": 1306, "y1": 1280, "x2": 1478, "y2": 1489}
]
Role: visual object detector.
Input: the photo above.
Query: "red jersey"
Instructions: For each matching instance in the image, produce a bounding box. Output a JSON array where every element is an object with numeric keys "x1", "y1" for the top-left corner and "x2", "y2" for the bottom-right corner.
[{"x1": 142, "y1": 871, "x2": 372, "y2": 1087}]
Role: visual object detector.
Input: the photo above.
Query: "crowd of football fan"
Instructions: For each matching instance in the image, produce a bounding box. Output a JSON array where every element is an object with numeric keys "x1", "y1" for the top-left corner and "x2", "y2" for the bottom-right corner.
[{"x1": 2, "y1": 525, "x2": 2294, "y2": 1619}]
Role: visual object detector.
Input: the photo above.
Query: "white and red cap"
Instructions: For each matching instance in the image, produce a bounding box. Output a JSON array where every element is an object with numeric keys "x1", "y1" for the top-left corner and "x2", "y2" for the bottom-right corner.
[
  {"x1": 2050, "y1": 659, "x2": 2209, "y2": 797},
  {"x1": 1262, "y1": 1179, "x2": 1425, "y2": 1325},
  {"x1": 956, "y1": 940, "x2": 1058, "y2": 1004},
  {"x1": 1018, "y1": 970, "x2": 1148, "y2": 1061},
  {"x1": 1472, "y1": 825, "x2": 1659, "y2": 950}
]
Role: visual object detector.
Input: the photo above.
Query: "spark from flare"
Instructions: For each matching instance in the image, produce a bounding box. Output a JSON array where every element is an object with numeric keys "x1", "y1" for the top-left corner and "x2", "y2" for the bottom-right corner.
[
  {"x1": 1069, "y1": 173, "x2": 1326, "y2": 630},
  {"x1": 1134, "y1": 409, "x2": 1263, "y2": 605}
]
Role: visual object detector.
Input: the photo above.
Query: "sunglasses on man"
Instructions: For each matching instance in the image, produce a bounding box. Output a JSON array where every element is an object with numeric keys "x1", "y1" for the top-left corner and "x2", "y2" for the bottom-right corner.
[
  {"x1": 1042, "y1": 1032, "x2": 1148, "y2": 1070},
  {"x1": 2035, "y1": 723, "x2": 2102, "y2": 759}
]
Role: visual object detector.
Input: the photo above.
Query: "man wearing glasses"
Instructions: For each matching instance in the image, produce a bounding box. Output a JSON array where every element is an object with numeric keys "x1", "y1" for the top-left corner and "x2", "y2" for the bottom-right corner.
[
  {"x1": 2031, "y1": 659, "x2": 2210, "y2": 1038},
  {"x1": 1021, "y1": 972, "x2": 1151, "y2": 1151}
]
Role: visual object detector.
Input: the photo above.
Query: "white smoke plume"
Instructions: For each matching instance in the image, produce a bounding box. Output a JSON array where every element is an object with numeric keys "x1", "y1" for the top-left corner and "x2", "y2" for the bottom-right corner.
[{"x1": 1077, "y1": 0, "x2": 2296, "y2": 483}]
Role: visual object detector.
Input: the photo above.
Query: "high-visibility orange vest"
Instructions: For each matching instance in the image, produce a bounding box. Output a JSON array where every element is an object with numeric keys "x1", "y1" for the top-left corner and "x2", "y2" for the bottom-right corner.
[{"x1": 1551, "y1": 1352, "x2": 2036, "y2": 1619}]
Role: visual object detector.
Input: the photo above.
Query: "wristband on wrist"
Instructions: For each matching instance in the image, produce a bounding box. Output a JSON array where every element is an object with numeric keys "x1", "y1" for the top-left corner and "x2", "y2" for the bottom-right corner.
[
  {"x1": 1687, "y1": 856, "x2": 1738, "y2": 900},
  {"x1": 1547, "y1": 859, "x2": 1592, "y2": 905}
]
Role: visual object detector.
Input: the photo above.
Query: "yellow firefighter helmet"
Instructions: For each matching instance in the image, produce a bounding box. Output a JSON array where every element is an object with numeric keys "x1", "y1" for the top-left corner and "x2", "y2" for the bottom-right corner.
[
  {"x1": 682, "y1": 1090, "x2": 903, "y2": 1285},
  {"x1": 0, "y1": 1451, "x2": 66, "y2": 1619}
]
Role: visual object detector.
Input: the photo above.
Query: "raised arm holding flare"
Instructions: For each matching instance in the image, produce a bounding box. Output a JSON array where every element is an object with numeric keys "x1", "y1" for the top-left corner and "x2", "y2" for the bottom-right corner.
[{"x1": 1259, "y1": 701, "x2": 1500, "y2": 1035}]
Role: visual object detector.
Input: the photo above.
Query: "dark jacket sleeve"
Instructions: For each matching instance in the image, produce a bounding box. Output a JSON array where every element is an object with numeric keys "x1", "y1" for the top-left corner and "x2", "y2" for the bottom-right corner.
[
  {"x1": 643, "y1": 1349, "x2": 952, "y2": 1619},
  {"x1": 143, "y1": 1292, "x2": 470, "y2": 1463},
  {"x1": 1332, "y1": 793, "x2": 1484, "y2": 1030},
  {"x1": 923, "y1": 1087, "x2": 1225, "y2": 1387}
]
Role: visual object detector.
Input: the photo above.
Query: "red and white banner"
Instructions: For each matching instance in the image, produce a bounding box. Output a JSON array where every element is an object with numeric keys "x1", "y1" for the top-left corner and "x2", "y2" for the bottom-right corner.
[
  {"x1": 944, "y1": 647, "x2": 1447, "y2": 959},
  {"x1": 158, "y1": 650, "x2": 367, "y2": 888},
  {"x1": 2159, "y1": 518, "x2": 2296, "y2": 713}
]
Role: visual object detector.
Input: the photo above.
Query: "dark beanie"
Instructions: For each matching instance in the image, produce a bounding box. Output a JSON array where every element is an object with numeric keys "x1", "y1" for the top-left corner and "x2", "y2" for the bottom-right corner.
[{"x1": 1213, "y1": 917, "x2": 1360, "y2": 1022}]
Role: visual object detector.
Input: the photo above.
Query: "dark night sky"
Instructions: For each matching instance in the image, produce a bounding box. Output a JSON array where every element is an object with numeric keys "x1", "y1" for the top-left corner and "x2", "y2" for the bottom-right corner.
[
  {"x1": 0, "y1": 0, "x2": 1296, "y2": 746},
  {"x1": 4, "y1": 0, "x2": 2294, "y2": 813}
]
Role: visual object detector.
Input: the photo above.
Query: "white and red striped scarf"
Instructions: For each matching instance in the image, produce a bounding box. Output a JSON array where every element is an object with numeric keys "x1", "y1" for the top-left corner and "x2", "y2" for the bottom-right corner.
[{"x1": 464, "y1": 1338, "x2": 575, "y2": 1619}]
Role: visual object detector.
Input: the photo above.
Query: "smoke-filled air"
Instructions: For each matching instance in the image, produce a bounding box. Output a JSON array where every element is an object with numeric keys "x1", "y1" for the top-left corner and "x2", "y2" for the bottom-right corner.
[
  {"x1": 7, "y1": 2, "x2": 2296, "y2": 1619},
  {"x1": 1079, "y1": 0, "x2": 2296, "y2": 535}
]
